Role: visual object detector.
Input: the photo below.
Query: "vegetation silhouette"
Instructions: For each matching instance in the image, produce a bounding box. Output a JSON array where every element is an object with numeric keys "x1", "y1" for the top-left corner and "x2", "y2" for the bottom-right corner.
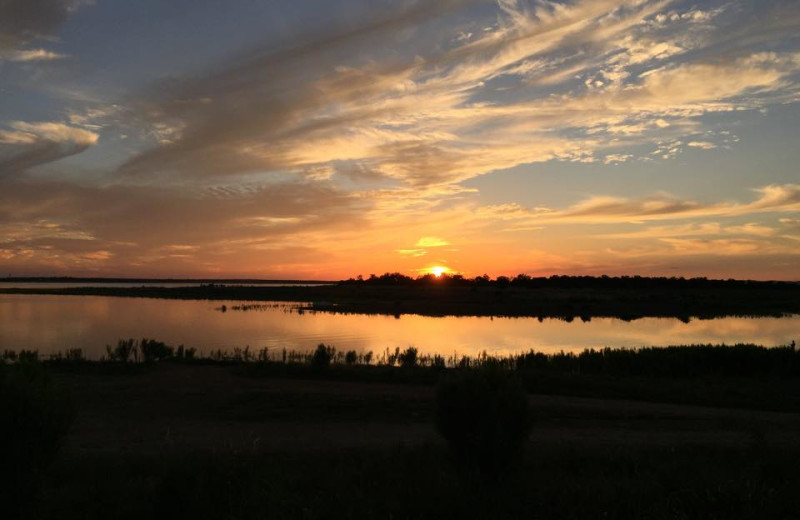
[
  {"x1": 29, "y1": 340, "x2": 797, "y2": 379},
  {"x1": 4, "y1": 273, "x2": 797, "y2": 319},
  {"x1": 7, "y1": 339, "x2": 799, "y2": 411},
  {"x1": 104, "y1": 338, "x2": 196, "y2": 364},
  {"x1": 310, "y1": 343, "x2": 336, "y2": 368}
]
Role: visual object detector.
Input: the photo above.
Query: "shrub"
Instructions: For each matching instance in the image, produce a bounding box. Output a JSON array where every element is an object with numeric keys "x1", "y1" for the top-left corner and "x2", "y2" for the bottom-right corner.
[
  {"x1": 310, "y1": 343, "x2": 335, "y2": 368},
  {"x1": 0, "y1": 361, "x2": 74, "y2": 518},
  {"x1": 345, "y1": 350, "x2": 358, "y2": 365},
  {"x1": 106, "y1": 338, "x2": 137, "y2": 362},
  {"x1": 436, "y1": 366, "x2": 531, "y2": 477},
  {"x1": 65, "y1": 348, "x2": 85, "y2": 361},
  {"x1": 175, "y1": 345, "x2": 197, "y2": 361},
  {"x1": 140, "y1": 338, "x2": 174, "y2": 363},
  {"x1": 398, "y1": 347, "x2": 419, "y2": 368},
  {"x1": 18, "y1": 350, "x2": 39, "y2": 363},
  {"x1": 48, "y1": 349, "x2": 85, "y2": 363}
]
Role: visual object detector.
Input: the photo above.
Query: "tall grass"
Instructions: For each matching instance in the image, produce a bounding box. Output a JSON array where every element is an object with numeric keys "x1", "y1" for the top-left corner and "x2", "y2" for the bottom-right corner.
[
  {"x1": 99, "y1": 338, "x2": 196, "y2": 363},
  {"x1": 15, "y1": 341, "x2": 800, "y2": 379}
]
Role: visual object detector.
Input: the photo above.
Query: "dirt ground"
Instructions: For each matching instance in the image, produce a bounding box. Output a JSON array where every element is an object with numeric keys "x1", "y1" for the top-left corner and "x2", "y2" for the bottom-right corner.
[{"x1": 53, "y1": 364, "x2": 800, "y2": 455}]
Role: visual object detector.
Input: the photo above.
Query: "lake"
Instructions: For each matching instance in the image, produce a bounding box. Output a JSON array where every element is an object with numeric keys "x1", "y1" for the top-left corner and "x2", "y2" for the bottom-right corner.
[
  {"x1": 1, "y1": 293, "x2": 797, "y2": 359},
  {"x1": 0, "y1": 282, "x2": 330, "y2": 289}
]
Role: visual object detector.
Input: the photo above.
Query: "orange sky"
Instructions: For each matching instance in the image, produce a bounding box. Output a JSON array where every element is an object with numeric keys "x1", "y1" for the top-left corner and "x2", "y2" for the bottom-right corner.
[{"x1": 1, "y1": 0, "x2": 799, "y2": 280}]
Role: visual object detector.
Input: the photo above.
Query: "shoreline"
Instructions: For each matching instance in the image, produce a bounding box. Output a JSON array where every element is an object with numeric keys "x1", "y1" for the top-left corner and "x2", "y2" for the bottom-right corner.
[{"x1": 2, "y1": 281, "x2": 799, "y2": 319}]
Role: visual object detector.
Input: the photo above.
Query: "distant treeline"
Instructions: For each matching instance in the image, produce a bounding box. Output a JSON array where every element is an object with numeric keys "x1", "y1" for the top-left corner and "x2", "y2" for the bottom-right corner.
[
  {"x1": 3, "y1": 273, "x2": 797, "y2": 288},
  {"x1": 342, "y1": 272, "x2": 798, "y2": 289},
  {"x1": 3, "y1": 273, "x2": 799, "y2": 319}
]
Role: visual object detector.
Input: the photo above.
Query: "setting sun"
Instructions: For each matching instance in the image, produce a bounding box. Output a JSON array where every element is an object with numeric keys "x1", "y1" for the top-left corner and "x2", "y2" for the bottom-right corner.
[{"x1": 430, "y1": 266, "x2": 449, "y2": 278}]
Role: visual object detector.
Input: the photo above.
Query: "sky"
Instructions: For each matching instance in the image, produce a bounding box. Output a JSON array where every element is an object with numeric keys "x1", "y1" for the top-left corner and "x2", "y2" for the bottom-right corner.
[{"x1": 0, "y1": 0, "x2": 799, "y2": 280}]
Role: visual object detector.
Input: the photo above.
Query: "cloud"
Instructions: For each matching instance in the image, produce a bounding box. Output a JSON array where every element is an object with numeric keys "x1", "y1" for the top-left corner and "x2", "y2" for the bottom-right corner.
[
  {"x1": 597, "y1": 221, "x2": 780, "y2": 240},
  {"x1": 660, "y1": 238, "x2": 770, "y2": 256},
  {"x1": 0, "y1": 219, "x2": 95, "y2": 243},
  {"x1": 115, "y1": 0, "x2": 485, "y2": 180},
  {"x1": 397, "y1": 249, "x2": 428, "y2": 257},
  {"x1": 108, "y1": 0, "x2": 800, "y2": 189},
  {"x1": 0, "y1": 0, "x2": 86, "y2": 59},
  {"x1": 0, "y1": 121, "x2": 99, "y2": 175},
  {"x1": 724, "y1": 223, "x2": 776, "y2": 237},
  {"x1": 0, "y1": 176, "x2": 369, "y2": 276},
  {"x1": 477, "y1": 184, "x2": 800, "y2": 225},
  {"x1": 6, "y1": 47, "x2": 66, "y2": 61},
  {"x1": 687, "y1": 141, "x2": 716, "y2": 150},
  {"x1": 0, "y1": 121, "x2": 98, "y2": 145},
  {"x1": 604, "y1": 154, "x2": 633, "y2": 164},
  {"x1": 415, "y1": 236, "x2": 451, "y2": 248}
]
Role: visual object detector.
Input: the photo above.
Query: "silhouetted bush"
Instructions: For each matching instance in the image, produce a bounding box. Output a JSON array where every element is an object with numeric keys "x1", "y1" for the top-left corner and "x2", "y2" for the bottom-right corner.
[
  {"x1": 398, "y1": 347, "x2": 419, "y2": 368},
  {"x1": 311, "y1": 343, "x2": 335, "y2": 368},
  {"x1": 46, "y1": 348, "x2": 85, "y2": 363},
  {"x1": 0, "y1": 361, "x2": 74, "y2": 518},
  {"x1": 65, "y1": 348, "x2": 84, "y2": 361},
  {"x1": 175, "y1": 345, "x2": 197, "y2": 361},
  {"x1": 140, "y1": 338, "x2": 174, "y2": 363},
  {"x1": 436, "y1": 366, "x2": 531, "y2": 477},
  {"x1": 106, "y1": 338, "x2": 137, "y2": 362},
  {"x1": 345, "y1": 350, "x2": 358, "y2": 365},
  {"x1": 18, "y1": 349, "x2": 39, "y2": 363}
]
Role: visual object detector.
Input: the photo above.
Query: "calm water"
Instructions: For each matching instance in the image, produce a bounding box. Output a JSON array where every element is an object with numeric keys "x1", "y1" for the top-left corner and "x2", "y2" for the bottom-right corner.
[
  {"x1": 0, "y1": 294, "x2": 797, "y2": 359},
  {"x1": 0, "y1": 282, "x2": 329, "y2": 289}
]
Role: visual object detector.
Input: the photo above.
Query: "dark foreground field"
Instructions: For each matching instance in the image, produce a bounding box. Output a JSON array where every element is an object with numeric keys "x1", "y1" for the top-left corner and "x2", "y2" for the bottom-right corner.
[{"x1": 5, "y1": 357, "x2": 800, "y2": 520}]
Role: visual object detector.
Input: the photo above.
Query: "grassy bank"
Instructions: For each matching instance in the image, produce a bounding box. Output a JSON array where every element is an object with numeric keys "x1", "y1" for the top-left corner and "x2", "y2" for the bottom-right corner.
[
  {"x1": 4, "y1": 349, "x2": 800, "y2": 519},
  {"x1": 2, "y1": 359, "x2": 798, "y2": 519},
  {"x1": 11, "y1": 341, "x2": 799, "y2": 412}
]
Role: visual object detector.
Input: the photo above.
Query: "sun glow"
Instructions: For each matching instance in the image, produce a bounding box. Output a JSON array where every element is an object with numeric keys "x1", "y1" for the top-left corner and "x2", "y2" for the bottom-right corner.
[{"x1": 430, "y1": 266, "x2": 448, "y2": 277}]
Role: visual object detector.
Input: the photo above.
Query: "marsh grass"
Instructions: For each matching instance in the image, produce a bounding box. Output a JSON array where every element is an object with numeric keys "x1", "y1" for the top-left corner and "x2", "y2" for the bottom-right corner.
[{"x1": 11, "y1": 341, "x2": 800, "y2": 410}]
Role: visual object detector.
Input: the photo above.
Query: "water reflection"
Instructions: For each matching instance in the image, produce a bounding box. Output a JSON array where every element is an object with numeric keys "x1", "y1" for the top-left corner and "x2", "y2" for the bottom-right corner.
[
  {"x1": 0, "y1": 282, "x2": 329, "y2": 289},
  {"x1": 0, "y1": 294, "x2": 797, "y2": 359}
]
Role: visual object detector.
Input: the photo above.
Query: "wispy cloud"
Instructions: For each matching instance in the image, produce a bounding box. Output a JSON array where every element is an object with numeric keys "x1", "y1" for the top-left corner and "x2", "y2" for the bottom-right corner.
[
  {"x1": 415, "y1": 236, "x2": 451, "y2": 248},
  {"x1": 105, "y1": 0, "x2": 800, "y2": 190},
  {"x1": 478, "y1": 184, "x2": 800, "y2": 224},
  {"x1": 0, "y1": 176, "x2": 368, "y2": 276},
  {"x1": 0, "y1": 0, "x2": 85, "y2": 59},
  {"x1": 6, "y1": 48, "x2": 66, "y2": 62},
  {"x1": 0, "y1": 121, "x2": 99, "y2": 175}
]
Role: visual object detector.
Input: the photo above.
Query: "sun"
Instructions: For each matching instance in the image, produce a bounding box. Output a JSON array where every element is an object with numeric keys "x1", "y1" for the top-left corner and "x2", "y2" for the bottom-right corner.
[{"x1": 430, "y1": 266, "x2": 448, "y2": 278}]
